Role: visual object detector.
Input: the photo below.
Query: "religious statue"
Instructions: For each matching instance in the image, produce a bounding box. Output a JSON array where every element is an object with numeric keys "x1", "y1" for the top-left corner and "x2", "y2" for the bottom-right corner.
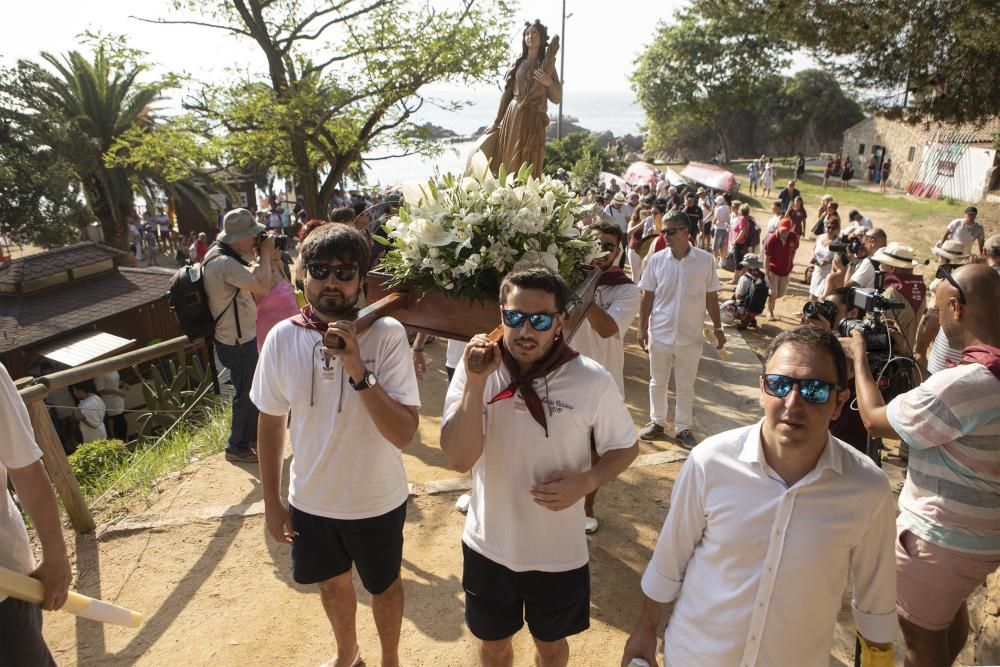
[{"x1": 476, "y1": 20, "x2": 561, "y2": 178}]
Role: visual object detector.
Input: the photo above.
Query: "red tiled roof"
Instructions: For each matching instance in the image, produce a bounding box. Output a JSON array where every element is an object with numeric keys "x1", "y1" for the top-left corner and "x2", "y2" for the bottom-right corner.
[
  {"x1": 0, "y1": 267, "x2": 173, "y2": 354},
  {"x1": 0, "y1": 242, "x2": 126, "y2": 286}
]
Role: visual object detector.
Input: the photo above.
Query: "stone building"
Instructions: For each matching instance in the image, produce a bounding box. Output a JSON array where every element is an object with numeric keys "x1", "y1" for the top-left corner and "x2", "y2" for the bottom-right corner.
[{"x1": 841, "y1": 116, "x2": 1000, "y2": 202}]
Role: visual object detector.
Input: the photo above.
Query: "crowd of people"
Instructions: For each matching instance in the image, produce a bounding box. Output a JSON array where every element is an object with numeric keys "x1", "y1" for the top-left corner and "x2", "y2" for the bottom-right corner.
[{"x1": 3, "y1": 168, "x2": 999, "y2": 667}]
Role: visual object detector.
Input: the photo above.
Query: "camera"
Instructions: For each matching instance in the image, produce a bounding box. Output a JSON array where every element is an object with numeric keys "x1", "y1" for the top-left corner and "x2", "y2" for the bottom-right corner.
[
  {"x1": 839, "y1": 285, "x2": 916, "y2": 402},
  {"x1": 828, "y1": 236, "x2": 862, "y2": 256},
  {"x1": 802, "y1": 300, "x2": 837, "y2": 327},
  {"x1": 256, "y1": 232, "x2": 288, "y2": 251}
]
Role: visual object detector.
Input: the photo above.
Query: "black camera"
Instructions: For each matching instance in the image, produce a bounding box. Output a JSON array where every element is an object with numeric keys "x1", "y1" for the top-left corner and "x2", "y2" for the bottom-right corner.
[
  {"x1": 839, "y1": 285, "x2": 916, "y2": 402},
  {"x1": 828, "y1": 235, "x2": 862, "y2": 256},
  {"x1": 802, "y1": 300, "x2": 837, "y2": 327},
  {"x1": 256, "y1": 232, "x2": 288, "y2": 251}
]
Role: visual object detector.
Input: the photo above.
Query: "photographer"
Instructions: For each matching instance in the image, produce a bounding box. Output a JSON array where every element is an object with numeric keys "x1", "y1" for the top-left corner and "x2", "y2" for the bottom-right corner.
[
  {"x1": 203, "y1": 208, "x2": 274, "y2": 463},
  {"x1": 845, "y1": 263, "x2": 1000, "y2": 667},
  {"x1": 869, "y1": 243, "x2": 926, "y2": 349},
  {"x1": 846, "y1": 228, "x2": 888, "y2": 290}
]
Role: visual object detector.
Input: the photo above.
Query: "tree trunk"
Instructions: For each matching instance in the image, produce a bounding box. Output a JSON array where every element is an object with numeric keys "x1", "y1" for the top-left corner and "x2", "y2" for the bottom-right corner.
[{"x1": 85, "y1": 178, "x2": 128, "y2": 250}]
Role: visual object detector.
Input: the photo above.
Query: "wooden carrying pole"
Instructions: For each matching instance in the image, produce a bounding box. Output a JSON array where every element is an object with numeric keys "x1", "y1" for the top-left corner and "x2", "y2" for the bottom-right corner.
[{"x1": 25, "y1": 400, "x2": 96, "y2": 534}]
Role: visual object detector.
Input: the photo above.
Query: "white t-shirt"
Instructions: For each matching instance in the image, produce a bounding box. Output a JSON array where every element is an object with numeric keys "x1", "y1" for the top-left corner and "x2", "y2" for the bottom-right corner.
[
  {"x1": 445, "y1": 339, "x2": 466, "y2": 370},
  {"x1": 766, "y1": 215, "x2": 780, "y2": 237},
  {"x1": 1, "y1": 363, "x2": 42, "y2": 601},
  {"x1": 95, "y1": 371, "x2": 124, "y2": 417},
  {"x1": 571, "y1": 282, "x2": 641, "y2": 395},
  {"x1": 443, "y1": 355, "x2": 636, "y2": 572},
  {"x1": 947, "y1": 218, "x2": 985, "y2": 254},
  {"x1": 78, "y1": 394, "x2": 107, "y2": 442},
  {"x1": 251, "y1": 317, "x2": 420, "y2": 519},
  {"x1": 638, "y1": 246, "x2": 721, "y2": 348},
  {"x1": 849, "y1": 257, "x2": 877, "y2": 289},
  {"x1": 602, "y1": 204, "x2": 630, "y2": 233},
  {"x1": 713, "y1": 205, "x2": 731, "y2": 231}
]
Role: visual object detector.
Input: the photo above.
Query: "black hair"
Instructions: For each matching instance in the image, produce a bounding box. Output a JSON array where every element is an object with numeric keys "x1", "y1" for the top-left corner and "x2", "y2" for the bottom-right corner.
[
  {"x1": 764, "y1": 326, "x2": 848, "y2": 390},
  {"x1": 506, "y1": 20, "x2": 550, "y2": 89},
  {"x1": 499, "y1": 266, "x2": 568, "y2": 313},
  {"x1": 329, "y1": 207, "x2": 356, "y2": 224},
  {"x1": 351, "y1": 201, "x2": 368, "y2": 217},
  {"x1": 71, "y1": 379, "x2": 98, "y2": 395},
  {"x1": 829, "y1": 286, "x2": 865, "y2": 317},
  {"x1": 590, "y1": 220, "x2": 623, "y2": 245},
  {"x1": 300, "y1": 223, "x2": 370, "y2": 275}
]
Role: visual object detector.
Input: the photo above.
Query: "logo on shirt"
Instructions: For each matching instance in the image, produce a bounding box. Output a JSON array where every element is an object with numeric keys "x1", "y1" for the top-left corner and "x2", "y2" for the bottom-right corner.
[{"x1": 538, "y1": 397, "x2": 574, "y2": 414}]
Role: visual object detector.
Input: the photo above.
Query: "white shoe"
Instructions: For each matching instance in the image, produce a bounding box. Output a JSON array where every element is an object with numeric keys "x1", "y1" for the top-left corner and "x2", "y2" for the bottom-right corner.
[
  {"x1": 455, "y1": 493, "x2": 471, "y2": 514},
  {"x1": 584, "y1": 517, "x2": 599, "y2": 534}
]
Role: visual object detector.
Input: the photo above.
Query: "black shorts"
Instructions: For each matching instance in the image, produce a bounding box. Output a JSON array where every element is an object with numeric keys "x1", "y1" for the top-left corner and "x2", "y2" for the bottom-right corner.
[
  {"x1": 290, "y1": 501, "x2": 406, "y2": 594},
  {"x1": 462, "y1": 542, "x2": 590, "y2": 642},
  {"x1": 0, "y1": 597, "x2": 55, "y2": 666}
]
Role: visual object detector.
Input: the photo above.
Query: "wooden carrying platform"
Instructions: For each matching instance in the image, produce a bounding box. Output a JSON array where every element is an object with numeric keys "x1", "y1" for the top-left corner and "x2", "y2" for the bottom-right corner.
[{"x1": 356, "y1": 268, "x2": 601, "y2": 342}]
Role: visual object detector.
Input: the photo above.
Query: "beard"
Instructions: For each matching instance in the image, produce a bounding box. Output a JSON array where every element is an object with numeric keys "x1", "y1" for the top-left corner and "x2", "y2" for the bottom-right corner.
[{"x1": 308, "y1": 288, "x2": 360, "y2": 319}]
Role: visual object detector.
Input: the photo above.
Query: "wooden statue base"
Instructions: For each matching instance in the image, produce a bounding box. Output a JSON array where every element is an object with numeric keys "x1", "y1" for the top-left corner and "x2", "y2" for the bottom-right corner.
[{"x1": 356, "y1": 268, "x2": 600, "y2": 343}]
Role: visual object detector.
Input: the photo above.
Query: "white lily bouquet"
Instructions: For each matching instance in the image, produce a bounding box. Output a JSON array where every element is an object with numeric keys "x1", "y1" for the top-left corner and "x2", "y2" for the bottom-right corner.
[{"x1": 375, "y1": 152, "x2": 602, "y2": 303}]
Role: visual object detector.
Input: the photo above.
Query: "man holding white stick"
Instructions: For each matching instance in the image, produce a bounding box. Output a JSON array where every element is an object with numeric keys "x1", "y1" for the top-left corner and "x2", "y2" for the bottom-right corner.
[{"x1": 0, "y1": 362, "x2": 72, "y2": 666}]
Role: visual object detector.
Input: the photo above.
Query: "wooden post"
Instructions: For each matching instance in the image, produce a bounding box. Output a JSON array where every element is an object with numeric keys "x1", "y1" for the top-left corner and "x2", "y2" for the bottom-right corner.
[{"x1": 24, "y1": 401, "x2": 96, "y2": 534}]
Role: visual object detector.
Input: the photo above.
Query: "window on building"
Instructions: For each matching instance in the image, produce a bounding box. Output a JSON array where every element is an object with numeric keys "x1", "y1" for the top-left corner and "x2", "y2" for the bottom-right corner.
[
  {"x1": 907, "y1": 146, "x2": 915, "y2": 161},
  {"x1": 858, "y1": 143, "x2": 866, "y2": 155}
]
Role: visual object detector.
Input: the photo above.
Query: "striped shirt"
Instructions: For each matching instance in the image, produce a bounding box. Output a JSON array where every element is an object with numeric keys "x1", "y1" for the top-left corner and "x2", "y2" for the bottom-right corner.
[{"x1": 887, "y1": 362, "x2": 1000, "y2": 554}]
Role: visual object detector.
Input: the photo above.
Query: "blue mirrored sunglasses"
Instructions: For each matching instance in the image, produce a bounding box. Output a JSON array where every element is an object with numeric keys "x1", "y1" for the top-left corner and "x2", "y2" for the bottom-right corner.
[
  {"x1": 761, "y1": 374, "x2": 836, "y2": 404},
  {"x1": 501, "y1": 308, "x2": 558, "y2": 332}
]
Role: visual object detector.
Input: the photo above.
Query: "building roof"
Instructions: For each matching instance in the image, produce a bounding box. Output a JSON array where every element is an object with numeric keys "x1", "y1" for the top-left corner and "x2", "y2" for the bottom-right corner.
[
  {"x1": 0, "y1": 242, "x2": 126, "y2": 287},
  {"x1": 0, "y1": 267, "x2": 173, "y2": 355}
]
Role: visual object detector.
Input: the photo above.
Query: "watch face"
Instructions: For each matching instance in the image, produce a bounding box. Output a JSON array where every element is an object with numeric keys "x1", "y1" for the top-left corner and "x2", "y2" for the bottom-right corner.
[{"x1": 366, "y1": 371, "x2": 378, "y2": 386}]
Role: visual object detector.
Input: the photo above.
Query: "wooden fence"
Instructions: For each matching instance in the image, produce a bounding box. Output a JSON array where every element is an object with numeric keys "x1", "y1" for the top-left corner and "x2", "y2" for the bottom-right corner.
[{"x1": 16, "y1": 336, "x2": 203, "y2": 534}]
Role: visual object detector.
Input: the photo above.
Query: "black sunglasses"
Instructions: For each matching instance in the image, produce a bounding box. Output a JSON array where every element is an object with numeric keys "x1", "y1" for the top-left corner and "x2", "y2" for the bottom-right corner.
[
  {"x1": 307, "y1": 262, "x2": 359, "y2": 282},
  {"x1": 501, "y1": 308, "x2": 559, "y2": 332},
  {"x1": 761, "y1": 374, "x2": 837, "y2": 404},
  {"x1": 936, "y1": 264, "x2": 967, "y2": 305},
  {"x1": 599, "y1": 241, "x2": 618, "y2": 252}
]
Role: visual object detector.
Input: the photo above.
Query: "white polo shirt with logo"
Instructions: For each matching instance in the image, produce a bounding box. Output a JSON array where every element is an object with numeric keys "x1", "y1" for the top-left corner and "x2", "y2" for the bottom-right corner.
[
  {"x1": 443, "y1": 355, "x2": 637, "y2": 572},
  {"x1": 638, "y1": 245, "x2": 720, "y2": 349},
  {"x1": 571, "y1": 282, "x2": 641, "y2": 396},
  {"x1": 251, "y1": 317, "x2": 420, "y2": 520}
]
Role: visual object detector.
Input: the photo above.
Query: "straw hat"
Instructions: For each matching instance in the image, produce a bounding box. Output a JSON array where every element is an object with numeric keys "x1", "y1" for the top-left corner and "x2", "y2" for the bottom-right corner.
[{"x1": 871, "y1": 242, "x2": 918, "y2": 268}]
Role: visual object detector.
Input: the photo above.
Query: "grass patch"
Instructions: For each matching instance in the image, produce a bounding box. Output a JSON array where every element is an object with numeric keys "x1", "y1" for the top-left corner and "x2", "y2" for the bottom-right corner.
[{"x1": 74, "y1": 402, "x2": 231, "y2": 513}]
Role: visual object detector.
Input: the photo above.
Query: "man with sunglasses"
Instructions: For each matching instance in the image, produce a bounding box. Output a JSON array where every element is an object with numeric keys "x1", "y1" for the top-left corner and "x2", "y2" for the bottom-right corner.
[
  {"x1": 572, "y1": 222, "x2": 641, "y2": 534},
  {"x1": 251, "y1": 224, "x2": 420, "y2": 667},
  {"x1": 846, "y1": 263, "x2": 1000, "y2": 667},
  {"x1": 442, "y1": 267, "x2": 638, "y2": 667},
  {"x1": 623, "y1": 326, "x2": 897, "y2": 667},
  {"x1": 637, "y1": 211, "x2": 725, "y2": 449}
]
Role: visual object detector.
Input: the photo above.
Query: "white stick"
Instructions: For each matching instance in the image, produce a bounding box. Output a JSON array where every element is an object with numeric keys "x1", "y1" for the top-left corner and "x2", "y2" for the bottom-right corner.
[{"x1": 0, "y1": 565, "x2": 143, "y2": 628}]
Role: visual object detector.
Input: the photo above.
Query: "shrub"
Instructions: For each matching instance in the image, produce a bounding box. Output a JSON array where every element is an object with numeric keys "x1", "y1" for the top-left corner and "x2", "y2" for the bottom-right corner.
[{"x1": 68, "y1": 439, "x2": 130, "y2": 489}]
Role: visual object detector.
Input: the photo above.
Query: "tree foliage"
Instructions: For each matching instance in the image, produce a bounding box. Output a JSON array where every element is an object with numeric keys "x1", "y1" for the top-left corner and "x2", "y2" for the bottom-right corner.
[
  {"x1": 694, "y1": 0, "x2": 1000, "y2": 125},
  {"x1": 543, "y1": 133, "x2": 628, "y2": 179},
  {"x1": 133, "y1": 0, "x2": 515, "y2": 218},
  {"x1": 0, "y1": 38, "x2": 214, "y2": 249}
]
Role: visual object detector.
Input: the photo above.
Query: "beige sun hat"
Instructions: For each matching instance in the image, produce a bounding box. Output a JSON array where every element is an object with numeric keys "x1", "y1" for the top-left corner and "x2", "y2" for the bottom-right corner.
[
  {"x1": 872, "y1": 242, "x2": 919, "y2": 268},
  {"x1": 932, "y1": 239, "x2": 971, "y2": 263},
  {"x1": 217, "y1": 208, "x2": 266, "y2": 244}
]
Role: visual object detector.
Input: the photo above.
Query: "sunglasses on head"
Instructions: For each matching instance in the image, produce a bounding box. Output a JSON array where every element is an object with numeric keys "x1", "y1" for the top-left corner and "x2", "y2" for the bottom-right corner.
[
  {"x1": 761, "y1": 374, "x2": 837, "y2": 404},
  {"x1": 501, "y1": 308, "x2": 559, "y2": 332},
  {"x1": 936, "y1": 264, "x2": 967, "y2": 305},
  {"x1": 306, "y1": 262, "x2": 359, "y2": 282}
]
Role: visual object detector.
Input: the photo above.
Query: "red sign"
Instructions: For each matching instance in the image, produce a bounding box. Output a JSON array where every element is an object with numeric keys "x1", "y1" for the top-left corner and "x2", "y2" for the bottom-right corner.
[{"x1": 937, "y1": 160, "x2": 956, "y2": 177}]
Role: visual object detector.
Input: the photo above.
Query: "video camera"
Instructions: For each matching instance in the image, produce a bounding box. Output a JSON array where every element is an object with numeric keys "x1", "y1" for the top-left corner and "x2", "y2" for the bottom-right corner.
[
  {"x1": 828, "y1": 235, "x2": 863, "y2": 257},
  {"x1": 801, "y1": 299, "x2": 838, "y2": 327}
]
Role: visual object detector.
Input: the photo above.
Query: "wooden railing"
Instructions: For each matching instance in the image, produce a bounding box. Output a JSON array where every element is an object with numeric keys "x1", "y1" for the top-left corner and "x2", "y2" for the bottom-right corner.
[{"x1": 17, "y1": 336, "x2": 202, "y2": 534}]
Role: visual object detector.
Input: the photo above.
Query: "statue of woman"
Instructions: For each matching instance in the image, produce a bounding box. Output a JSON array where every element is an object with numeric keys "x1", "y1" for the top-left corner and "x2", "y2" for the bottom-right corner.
[{"x1": 479, "y1": 20, "x2": 561, "y2": 178}]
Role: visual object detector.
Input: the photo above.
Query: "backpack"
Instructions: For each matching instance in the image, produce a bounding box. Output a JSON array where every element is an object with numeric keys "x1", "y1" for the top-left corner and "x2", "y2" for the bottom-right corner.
[
  {"x1": 747, "y1": 216, "x2": 761, "y2": 248},
  {"x1": 742, "y1": 275, "x2": 770, "y2": 315},
  {"x1": 166, "y1": 254, "x2": 239, "y2": 342}
]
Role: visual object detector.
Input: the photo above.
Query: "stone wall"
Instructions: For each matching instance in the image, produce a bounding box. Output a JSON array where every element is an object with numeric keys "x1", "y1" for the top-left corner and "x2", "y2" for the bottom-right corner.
[
  {"x1": 964, "y1": 570, "x2": 1000, "y2": 664},
  {"x1": 841, "y1": 117, "x2": 929, "y2": 190}
]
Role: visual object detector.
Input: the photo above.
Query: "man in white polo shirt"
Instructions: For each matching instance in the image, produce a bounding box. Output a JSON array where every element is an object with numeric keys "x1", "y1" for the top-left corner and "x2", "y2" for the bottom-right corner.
[
  {"x1": 637, "y1": 211, "x2": 725, "y2": 449},
  {"x1": 252, "y1": 224, "x2": 420, "y2": 667},
  {"x1": 622, "y1": 327, "x2": 897, "y2": 667},
  {"x1": 442, "y1": 267, "x2": 638, "y2": 667},
  {"x1": 572, "y1": 221, "x2": 640, "y2": 534}
]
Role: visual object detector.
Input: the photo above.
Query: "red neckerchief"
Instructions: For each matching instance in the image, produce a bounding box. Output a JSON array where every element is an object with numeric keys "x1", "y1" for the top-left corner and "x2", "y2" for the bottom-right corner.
[
  {"x1": 959, "y1": 345, "x2": 1000, "y2": 382},
  {"x1": 289, "y1": 304, "x2": 329, "y2": 332},
  {"x1": 598, "y1": 266, "x2": 634, "y2": 287},
  {"x1": 487, "y1": 336, "x2": 579, "y2": 437}
]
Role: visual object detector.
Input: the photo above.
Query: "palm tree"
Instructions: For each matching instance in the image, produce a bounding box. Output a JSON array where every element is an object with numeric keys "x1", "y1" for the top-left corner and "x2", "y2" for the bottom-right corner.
[{"x1": 16, "y1": 49, "x2": 212, "y2": 250}]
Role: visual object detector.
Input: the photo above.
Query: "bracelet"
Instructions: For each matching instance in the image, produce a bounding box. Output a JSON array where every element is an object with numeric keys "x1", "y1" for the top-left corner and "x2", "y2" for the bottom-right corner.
[
  {"x1": 714, "y1": 327, "x2": 724, "y2": 332},
  {"x1": 412, "y1": 348, "x2": 424, "y2": 353}
]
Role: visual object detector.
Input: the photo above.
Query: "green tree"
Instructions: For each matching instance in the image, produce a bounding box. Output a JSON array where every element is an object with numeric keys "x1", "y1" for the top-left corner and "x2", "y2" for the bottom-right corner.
[
  {"x1": 695, "y1": 0, "x2": 1000, "y2": 125},
  {"x1": 762, "y1": 70, "x2": 864, "y2": 155},
  {"x1": 138, "y1": 0, "x2": 514, "y2": 217},
  {"x1": 631, "y1": 8, "x2": 788, "y2": 158},
  {"x1": 0, "y1": 40, "x2": 213, "y2": 250},
  {"x1": 544, "y1": 133, "x2": 628, "y2": 177}
]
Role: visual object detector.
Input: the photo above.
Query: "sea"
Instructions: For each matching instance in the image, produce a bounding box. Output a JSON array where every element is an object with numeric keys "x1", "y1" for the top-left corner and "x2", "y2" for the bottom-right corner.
[{"x1": 359, "y1": 87, "x2": 646, "y2": 187}]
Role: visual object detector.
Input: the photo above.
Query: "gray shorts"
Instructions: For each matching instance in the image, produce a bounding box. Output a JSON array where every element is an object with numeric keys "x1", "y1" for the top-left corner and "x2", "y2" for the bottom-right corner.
[{"x1": 713, "y1": 229, "x2": 729, "y2": 252}]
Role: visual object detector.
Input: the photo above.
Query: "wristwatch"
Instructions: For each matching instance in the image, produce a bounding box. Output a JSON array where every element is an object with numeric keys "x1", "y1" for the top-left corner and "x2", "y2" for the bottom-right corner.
[{"x1": 349, "y1": 368, "x2": 378, "y2": 391}]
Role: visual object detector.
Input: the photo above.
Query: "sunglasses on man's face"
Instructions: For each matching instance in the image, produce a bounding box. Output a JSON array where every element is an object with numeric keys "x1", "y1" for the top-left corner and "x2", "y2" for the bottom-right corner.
[
  {"x1": 761, "y1": 374, "x2": 837, "y2": 404},
  {"x1": 936, "y1": 264, "x2": 967, "y2": 305},
  {"x1": 599, "y1": 241, "x2": 618, "y2": 252},
  {"x1": 306, "y1": 262, "x2": 359, "y2": 282},
  {"x1": 501, "y1": 308, "x2": 559, "y2": 332}
]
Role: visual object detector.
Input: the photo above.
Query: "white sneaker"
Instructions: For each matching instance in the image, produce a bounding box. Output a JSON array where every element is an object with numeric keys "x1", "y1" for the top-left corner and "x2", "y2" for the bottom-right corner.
[
  {"x1": 455, "y1": 493, "x2": 471, "y2": 514},
  {"x1": 584, "y1": 517, "x2": 599, "y2": 534}
]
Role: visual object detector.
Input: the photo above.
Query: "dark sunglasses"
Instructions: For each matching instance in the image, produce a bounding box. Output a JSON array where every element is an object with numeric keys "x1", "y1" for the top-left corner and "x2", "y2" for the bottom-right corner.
[
  {"x1": 761, "y1": 374, "x2": 837, "y2": 404},
  {"x1": 936, "y1": 264, "x2": 967, "y2": 305},
  {"x1": 663, "y1": 227, "x2": 687, "y2": 236},
  {"x1": 501, "y1": 308, "x2": 559, "y2": 332},
  {"x1": 599, "y1": 241, "x2": 618, "y2": 252},
  {"x1": 307, "y1": 262, "x2": 359, "y2": 282}
]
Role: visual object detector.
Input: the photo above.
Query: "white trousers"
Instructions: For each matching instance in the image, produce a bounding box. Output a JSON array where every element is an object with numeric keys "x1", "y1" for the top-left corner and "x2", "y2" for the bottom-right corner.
[
  {"x1": 648, "y1": 342, "x2": 703, "y2": 433},
  {"x1": 628, "y1": 248, "x2": 644, "y2": 282}
]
